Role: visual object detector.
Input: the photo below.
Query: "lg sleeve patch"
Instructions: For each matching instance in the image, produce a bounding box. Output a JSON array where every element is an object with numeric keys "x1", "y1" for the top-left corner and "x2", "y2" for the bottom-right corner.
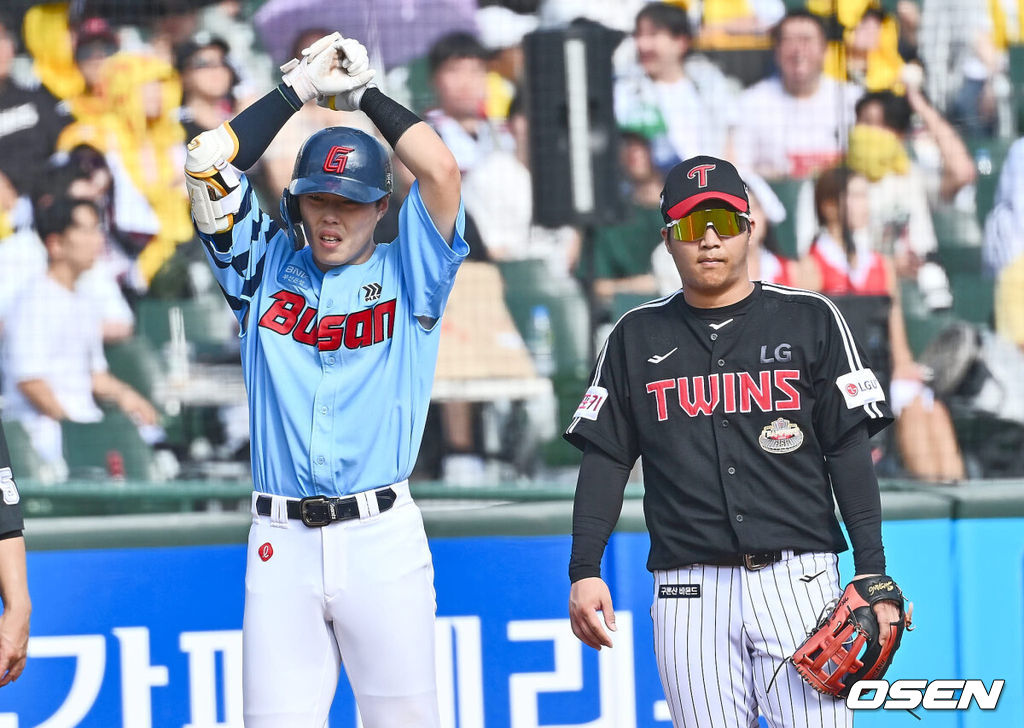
[
  {"x1": 573, "y1": 386, "x2": 609, "y2": 421},
  {"x1": 836, "y1": 369, "x2": 886, "y2": 409},
  {"x1": 0, "y1": 467, "x2": 19, "y2": 505}
]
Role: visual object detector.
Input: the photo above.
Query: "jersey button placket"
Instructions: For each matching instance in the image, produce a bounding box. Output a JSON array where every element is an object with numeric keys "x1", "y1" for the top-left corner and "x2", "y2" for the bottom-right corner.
[{"x1": 311, "y1": 281, "x2": 341, "y2": 489}]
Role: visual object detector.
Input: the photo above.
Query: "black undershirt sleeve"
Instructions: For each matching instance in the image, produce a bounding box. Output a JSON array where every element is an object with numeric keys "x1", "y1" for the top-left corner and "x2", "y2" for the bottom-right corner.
[
  {"x1": 226, "y1": 84, "x2": 303, "y2": 171},
  {"x1": 825, "y1": 421, "x2": 886, "y2": 575},
  {"x1": 569, "y1": 441, "x2": 633, "y2": 583}
]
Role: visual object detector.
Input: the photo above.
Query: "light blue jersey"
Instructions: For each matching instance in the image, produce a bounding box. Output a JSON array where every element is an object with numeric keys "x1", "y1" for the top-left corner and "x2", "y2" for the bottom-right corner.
[{"x1": 198, "y1": 176, "x2": 468, "y2": 497}]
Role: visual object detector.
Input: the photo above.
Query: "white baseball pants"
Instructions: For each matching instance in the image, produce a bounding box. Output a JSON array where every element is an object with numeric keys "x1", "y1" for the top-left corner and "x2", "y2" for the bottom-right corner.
[{"x1": 241, "y1": 483, "x2": 440, "y2": 728}]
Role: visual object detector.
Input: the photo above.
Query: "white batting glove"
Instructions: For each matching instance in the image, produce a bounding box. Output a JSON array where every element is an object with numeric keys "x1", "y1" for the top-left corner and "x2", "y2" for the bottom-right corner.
[
  {"x1": 317, "y1": 37, "x2": 376, "y2": 112},
  {"x1": 185, "y1": 125, "x2": 242, "y2": 235},
  {"x1": 280, "y1": 32, "x2": 374, "y2": 105}
]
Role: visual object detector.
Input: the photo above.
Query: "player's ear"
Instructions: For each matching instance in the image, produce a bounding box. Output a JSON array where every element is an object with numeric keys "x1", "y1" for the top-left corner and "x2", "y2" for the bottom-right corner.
[
  {"x1": 376, "y1": 194, "x2": 390, "y2": 221},
  {"x1": 660, "y1": 226, "x2": 670, "y2": 249}
]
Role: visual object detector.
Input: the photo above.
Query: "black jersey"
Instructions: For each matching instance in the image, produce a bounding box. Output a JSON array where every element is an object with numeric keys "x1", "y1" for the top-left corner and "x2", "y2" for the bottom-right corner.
[
  {"x1": 563, "y1": 283, "x2": 893, "y2": 571},
  {"x1": 0, "y1": 419, "x2": 24, "y2": 536},
  {"x1": 0, "y1": 80, "x2": 71, "y2": 194}
]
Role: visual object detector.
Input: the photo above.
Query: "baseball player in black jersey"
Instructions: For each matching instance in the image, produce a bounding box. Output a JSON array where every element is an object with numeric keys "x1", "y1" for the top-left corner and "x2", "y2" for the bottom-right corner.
[
  {"x1": 565, "y1": 156, "x2": 905, "y2": 726},
  {"x1": 0, "y1": 418, "x2": 28, "y2": 687}
]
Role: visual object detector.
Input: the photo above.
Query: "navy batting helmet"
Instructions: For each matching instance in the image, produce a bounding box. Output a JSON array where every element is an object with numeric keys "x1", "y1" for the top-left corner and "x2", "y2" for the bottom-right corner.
[{"x1": 280, "y1": 127, "x2": 392, "y2": 247}]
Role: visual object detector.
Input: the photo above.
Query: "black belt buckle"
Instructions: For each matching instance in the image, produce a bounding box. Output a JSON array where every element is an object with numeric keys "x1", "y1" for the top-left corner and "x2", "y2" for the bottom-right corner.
[
  {"x1": 743, "y1": 551, "x2": 779, "y2": 571},
  {"x1": 299, "y1": 496, "x2": 334, "y2": 527}
]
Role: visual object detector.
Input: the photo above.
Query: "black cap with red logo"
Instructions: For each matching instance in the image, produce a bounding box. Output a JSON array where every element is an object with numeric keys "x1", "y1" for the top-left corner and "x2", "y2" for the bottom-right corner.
[{"x1": 660, "y1": 155, "x2": 749, "y2": 223}]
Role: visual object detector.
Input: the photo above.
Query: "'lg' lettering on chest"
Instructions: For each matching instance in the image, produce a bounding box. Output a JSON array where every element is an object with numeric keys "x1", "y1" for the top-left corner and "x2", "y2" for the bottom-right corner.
[
  {"x1": 645, "y1": 370, "x2": 801, "y2": 421},
  {"x1": 257, "y1": 289, "x2": 396, "y2": 351}
]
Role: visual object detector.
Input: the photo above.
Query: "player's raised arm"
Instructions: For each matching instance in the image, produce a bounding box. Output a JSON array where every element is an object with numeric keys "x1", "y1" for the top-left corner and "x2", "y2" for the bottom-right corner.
[
  {"x1": 185, "y1": 32, "x2": 374, "y2": 236},
  {"x1": 318, "y1": 38, "x2": 461, "y2": 244},
  {"x1": 389, "y1": 115, "x2": 461, "y2": 245}
]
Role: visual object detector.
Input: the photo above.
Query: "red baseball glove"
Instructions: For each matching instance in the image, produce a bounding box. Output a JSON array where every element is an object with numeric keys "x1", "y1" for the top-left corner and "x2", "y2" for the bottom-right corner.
[{"x1": 792, "y1": 575, "x2": 911, "y2": 699}]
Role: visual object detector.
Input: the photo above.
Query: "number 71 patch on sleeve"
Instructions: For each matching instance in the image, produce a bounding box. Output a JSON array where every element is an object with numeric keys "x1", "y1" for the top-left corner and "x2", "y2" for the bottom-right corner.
[{"x1": 573, "y1": 386, "x2": 608, "y2": 421}]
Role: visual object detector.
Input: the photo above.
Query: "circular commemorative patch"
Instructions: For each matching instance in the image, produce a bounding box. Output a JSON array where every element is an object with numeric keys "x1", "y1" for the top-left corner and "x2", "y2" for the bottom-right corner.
[{"x1": 758, "y1": 418, "x2": 804, "y2": 454}]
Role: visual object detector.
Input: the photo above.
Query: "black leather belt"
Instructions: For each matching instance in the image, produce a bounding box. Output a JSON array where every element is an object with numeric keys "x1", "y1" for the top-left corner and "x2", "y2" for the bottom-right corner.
[
  {"x1": 702, "y1": 550, "x2": 806, "y2": 571},
  {"x1": 255, "y1": 488, "x2": 397, "y2": 528}
]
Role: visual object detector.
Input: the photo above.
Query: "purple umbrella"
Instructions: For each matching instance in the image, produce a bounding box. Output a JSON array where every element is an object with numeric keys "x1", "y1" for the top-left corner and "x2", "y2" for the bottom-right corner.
[{"x1": 252, "y1": 0, "x2": 478, "y2": 70}]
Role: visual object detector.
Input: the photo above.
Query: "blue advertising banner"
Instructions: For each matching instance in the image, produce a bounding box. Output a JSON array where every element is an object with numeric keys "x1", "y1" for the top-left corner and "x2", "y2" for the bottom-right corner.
[{"x1": 1, "y1": 519, "x2": 1019, "y2": 727}]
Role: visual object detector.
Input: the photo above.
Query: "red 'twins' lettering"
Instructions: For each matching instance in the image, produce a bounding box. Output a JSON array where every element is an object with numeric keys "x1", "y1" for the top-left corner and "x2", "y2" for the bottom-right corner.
[{"x1": 645, "y1": 370, "x2": 802, "y2": 420}]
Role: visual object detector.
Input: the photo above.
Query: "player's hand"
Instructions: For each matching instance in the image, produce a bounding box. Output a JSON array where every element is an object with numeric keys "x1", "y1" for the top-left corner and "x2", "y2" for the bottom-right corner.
[
  {"x1": 0, "y1": 607, "x2": 29, "y2": 687},
  {"x1": 872, "y1": 599, "x2": 904, "y2": 650},
  {"x1": 855, "y1": 573, "x2": 913, "y2": 650},
  {"x1": 569, "y1": 577, "x2": 616, "y2": 650},
  {"x1": 318, "y1": 37, "x2": 376, "y2": 112},
  {"x1": 281, "y1": 32, "x2": 374, "y2": 105}
]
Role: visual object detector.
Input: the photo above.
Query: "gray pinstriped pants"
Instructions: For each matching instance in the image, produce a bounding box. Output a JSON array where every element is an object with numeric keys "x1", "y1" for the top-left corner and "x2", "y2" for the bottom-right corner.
[{"x1": 652, "y1": 551, "x2": 853, "y2": 728}]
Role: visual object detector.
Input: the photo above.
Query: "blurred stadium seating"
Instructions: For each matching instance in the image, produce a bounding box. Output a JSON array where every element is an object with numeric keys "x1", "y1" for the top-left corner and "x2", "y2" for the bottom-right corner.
[{"x1": 1, "y1": 0, "x2": 1022, "y2": 496}]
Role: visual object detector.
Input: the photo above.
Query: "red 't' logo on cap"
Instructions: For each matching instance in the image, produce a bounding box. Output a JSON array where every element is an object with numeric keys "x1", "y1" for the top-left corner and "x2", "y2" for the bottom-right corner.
[
  {"x1": 687, "y1": 163, "x2": 716, "y2": 188},
  {"x1": 323, "y1": 146, "x2": 355, "y2": 174}
]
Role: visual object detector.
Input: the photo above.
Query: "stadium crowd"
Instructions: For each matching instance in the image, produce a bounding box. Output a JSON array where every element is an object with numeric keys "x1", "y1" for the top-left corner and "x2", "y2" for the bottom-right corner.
[{"x1": 1, "y1": 0, "x2": 1022, "y2": 485}]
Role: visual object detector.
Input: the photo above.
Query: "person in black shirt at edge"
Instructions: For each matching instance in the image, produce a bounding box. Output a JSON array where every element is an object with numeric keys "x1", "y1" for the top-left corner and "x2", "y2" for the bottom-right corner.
[
  {"x1": 564, "y1": 156, "x2": 905, "y2": 727},
  {"x1": 0, "y1": 417, "x2": 29, "y2": 687}
]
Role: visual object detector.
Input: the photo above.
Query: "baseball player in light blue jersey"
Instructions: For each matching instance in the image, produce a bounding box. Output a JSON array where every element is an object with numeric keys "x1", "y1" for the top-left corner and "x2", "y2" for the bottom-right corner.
[{"x1": 183, "y1": 33, "x2": 466, "y2": 727}]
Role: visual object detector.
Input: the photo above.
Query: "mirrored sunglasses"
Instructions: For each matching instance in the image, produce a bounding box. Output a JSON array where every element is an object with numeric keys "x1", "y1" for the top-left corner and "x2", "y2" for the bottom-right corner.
[{"x1": 664, "y1": 209, "x2": 750, "y2": 242}]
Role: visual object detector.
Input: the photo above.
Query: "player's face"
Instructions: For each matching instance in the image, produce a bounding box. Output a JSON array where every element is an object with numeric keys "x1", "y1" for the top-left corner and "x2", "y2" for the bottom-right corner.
[
  {"x1": 634, "y1": 18, "x2": 687, "y2": 79},
  {"x1": 299, "y1": 192, "x2": 388, "y2": 271},
  {"x1": 663, "y1": 210, "x2": 754, "y2": 305},
  {"x1": 775, "y1": 18, "x2": 826, "y2": 93}
]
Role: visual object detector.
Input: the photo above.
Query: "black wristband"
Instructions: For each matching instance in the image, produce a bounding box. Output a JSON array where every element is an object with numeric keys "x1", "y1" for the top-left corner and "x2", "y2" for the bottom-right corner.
[{"x1": 359, "y1": 87, "x2": 421, "y2": 149}]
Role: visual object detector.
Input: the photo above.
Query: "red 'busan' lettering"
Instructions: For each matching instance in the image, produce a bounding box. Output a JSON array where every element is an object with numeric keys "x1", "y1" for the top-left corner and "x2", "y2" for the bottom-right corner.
[
  {"x1": 646, "y1": 370, "x2": 802, "y2": 421},
  {"x1": 258, "y1": 290, "x2": 397, "y2": 352}
]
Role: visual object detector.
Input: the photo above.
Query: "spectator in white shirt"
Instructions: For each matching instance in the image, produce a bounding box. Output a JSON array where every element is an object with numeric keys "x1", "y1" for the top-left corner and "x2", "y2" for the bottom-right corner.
[
  {"x1": 1, "y1": 196, "x2": 157, "y2": 473},
  {"x1": 461, "y1": 93, "x2": 579, "y2": 276},
  {"x1": 730, "y1": 9, "x2": 861, "y2": 179},
  {"x1": 615, "y1": 2, "x2": 738, "y2": 173},
  {"x1": 425, "y1": 31, "x2": 514, "y2": 174}
]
